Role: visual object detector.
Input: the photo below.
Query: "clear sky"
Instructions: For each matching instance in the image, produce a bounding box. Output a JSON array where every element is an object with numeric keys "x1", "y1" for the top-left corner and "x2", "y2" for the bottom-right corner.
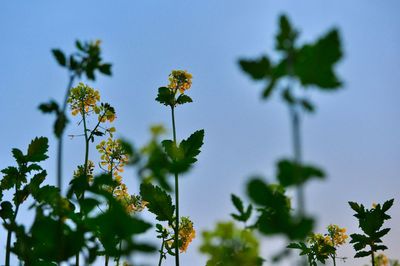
[{"x1": 1, "y1": 1, "x2": 399, "y2": 265}]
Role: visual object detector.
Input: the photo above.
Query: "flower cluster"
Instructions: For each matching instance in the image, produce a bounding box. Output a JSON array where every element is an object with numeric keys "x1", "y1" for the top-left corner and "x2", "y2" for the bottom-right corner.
[
  {"x1": 96, "y1": 138, "x2": 128, "y2": 181},
  {"x1": 178, "y1": 217, "x2": 196, "y2": 252},
  {"x1": 113, "y1": 183, "x2": 148, "y2": 214},
  {"x1": 73, "y1": 160, "x2": 95, "y2": 183},
  {"x1": 375, "y1": 253, "x2": 389, "y2": 266},
  {"x1": 94, "y1": 103, "x2": 116, "y2": 123},
  {"x1": 68, "y1": 83, "x2": 100, "y2": 116},
  {"x1": 168, "y1": 70, "x2": 193, "y2": 94},
  {"x1": 326, "y1": 224, "x2": 348, "y2": 247}
]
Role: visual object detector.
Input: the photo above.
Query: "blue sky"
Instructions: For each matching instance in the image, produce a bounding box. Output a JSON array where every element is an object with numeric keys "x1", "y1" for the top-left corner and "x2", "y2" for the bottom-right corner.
[{"x1": 1, "y1": 1, "x2": 399, "y2": 265}]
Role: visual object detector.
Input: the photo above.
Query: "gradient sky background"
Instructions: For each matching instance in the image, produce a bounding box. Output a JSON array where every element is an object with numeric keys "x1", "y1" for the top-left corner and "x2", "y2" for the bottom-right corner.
[{"x1": 1, "y1": 1, "x2": 399, "y2": 265}]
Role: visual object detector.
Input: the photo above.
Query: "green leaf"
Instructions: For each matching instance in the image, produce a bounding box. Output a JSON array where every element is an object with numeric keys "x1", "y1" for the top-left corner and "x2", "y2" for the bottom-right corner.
[
  {"x1": 300, "y1": 99, "x2": 315, "y2": 113},
  {"x1": 176, "y1": 94, "x2": 193, "y2": 105},
  {"x1": 26, "y1": 137, "x2": 49, "y2": 162},
  {"x1": 155, "y1": 87, "x2": 175, "y2": 106},
  {"x1": 0, "y1": 201, "x2": 14, "y2": 220},
  {"x1": 12, "y1": 148, "x2": 25, "y2": 164},
  {"x1": 140, "y1": 183, "x2": 175, "y2": 222},
  {"x1": 98, "y1": 63, "x2": 112, "y2": 75},
  {"x1": 239, "y1": 56, "x2": 271, "y2": 80},
  {"x1": 276, "y1": 159, "x2": 325, "y2": 187},
  {"x1": 354, "y1": 251, "x2": 371, "y2": 258},
  {"x1": 231, "y1": 194, "x2": 244, "y2": 213},
  {"x1": 38, "y1": 100, "x2": 59, "y2": 114},
  {"x1": 294, "y1": 29, "x2": 342, "y2": 89},
  {"x1": 54, "y1": 112, "x2": 68, "y2": 138},
  {"x1": 382, "y1": 199, "x2": 394, "y2": 212},
  {"x1": 276, "y1": 14, "x2": 298, "y2": 52},
  {"x1": 52, "y1": 49, "x2": 66, "y2": 66},
  {"x1": 180, "y1": 129, "x2": 204, "y2": 159}
]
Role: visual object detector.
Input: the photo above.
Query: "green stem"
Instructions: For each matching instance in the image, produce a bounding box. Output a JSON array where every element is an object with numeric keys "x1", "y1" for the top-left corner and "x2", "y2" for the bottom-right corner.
[
  {"x1": 158, "y1": 238, "x2": 165, "y2": 266},
  {"x1": 171, "y1": 106, "x2": 180, "y2": 266},
  {"x1": 105, "y1": 255, "x2": 109, "y2": 266},
  {"x1": 289, "y1": 105, "x2": 305, "y2": 216},
  {"x1": 371, "y1": 249, "x2": 375, "y2": 266},
  {"x1": 5, "y1": 187, "x2": 20, "y2": 266},
  {"x1": 57, "y1": 74, "x2": 76, "y2": 192}
]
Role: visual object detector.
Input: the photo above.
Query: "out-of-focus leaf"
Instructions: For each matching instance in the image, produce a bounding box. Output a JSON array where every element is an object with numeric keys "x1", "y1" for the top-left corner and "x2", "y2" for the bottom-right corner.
[{"x1": 52, "y1": 49, "x2": 66, "y2": 67}]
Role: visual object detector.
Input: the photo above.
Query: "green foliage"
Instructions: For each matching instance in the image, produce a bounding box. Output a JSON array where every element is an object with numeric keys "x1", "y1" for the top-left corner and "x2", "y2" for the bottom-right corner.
[
  {"x1": 51, "y1": 40, "x2": 112, "y2": 80},
  {"x1": 276, "y1": 159, "x2": 325, "y2": 187},
  {"x1": 247, "y1": 178, "x2": 314, "y2": 240},
  {"x1": 156, "y1": 87, "x2": 193, "y2": 107},
  {"x1": 288, "y1": 237, "x2": 335, "y2": 266},
  {"x1": 230, "y1": 194, "x2": 253, "y2": 224},
  {"x1": 162, "y1": 129, "x2": 205, "y2": 174},
  {"x1": 140, "y1": 182, "x2": 175, "y2": 222},
  {"x1": 348, "y1": 199, "x2": 394, "y2": 258},
  {"x1": 200, "y1": 222, "x2": 264, "y2": 266},
  {"x1": 239, "y1": 14, "x2": 342, "y2": 110},
  {"x1": 136, "y1": 125, "x2": 173, "y2": 191}
]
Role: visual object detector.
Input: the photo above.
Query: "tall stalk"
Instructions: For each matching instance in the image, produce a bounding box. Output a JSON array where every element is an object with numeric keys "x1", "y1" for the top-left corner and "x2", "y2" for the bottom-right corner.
[
  {"x1": 57, "y1": 74, "x2": 76, "y2": 192},
  {"x1": 5, "y1": 186, "x2": 21, "y2": 266},
  {"x1": 170, "y1": 106, "x2": 180, "y2": 266},
  {"x1": 289, "y1": 104, "x2": 304, "y2": 216}
]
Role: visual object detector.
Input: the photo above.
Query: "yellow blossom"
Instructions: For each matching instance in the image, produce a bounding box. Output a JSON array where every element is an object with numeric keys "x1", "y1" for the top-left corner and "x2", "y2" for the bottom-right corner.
[
  {"x1": 178, "y1": 217, "x2": 196, "y2": 252},
  {"x1": 326, "y1": 224, "x2": 348, "y2": 247},
  {"x1": 67, "y1": 83, "x2": 100, "y2": 116},
  {"x1": 375, "y1": 253, "x2": 389, "y2": 266},
  {"x1": 96, "y1": 138, "x2": 128, "y2": 179},
  {"x1": 168, "y1": 70, "x2": 193, "y2": 94}
]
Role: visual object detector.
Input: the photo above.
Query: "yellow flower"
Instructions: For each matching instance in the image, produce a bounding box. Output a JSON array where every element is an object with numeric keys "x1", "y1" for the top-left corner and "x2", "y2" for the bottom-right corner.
[
  {"x1": 96, "y1": 138, "x2": 129, "y2": 179},
  {"x1": 67, "y1": 83, "x2": 100, "y2": 116},
  {"x1": 178, "y1": 217, "x2": 196, "y2": 252},
  {"x1": 326, "y1": 224, "x2": 348, "y2": 247},
  {"x1": 375, "y1": 253, "x2": 389, "y2": 266},
  {"x1": 168, "y1": 70, "x2": 193, "y2": 94}
]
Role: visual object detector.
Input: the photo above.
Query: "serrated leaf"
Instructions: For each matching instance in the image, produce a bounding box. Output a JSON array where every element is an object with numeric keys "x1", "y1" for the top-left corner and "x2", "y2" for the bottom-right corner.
[
  {"x1": 52, "y1": 49, "x2": 66, "y2": 66},
  {"x1": 180, "y1": 129, "x2": 204, "y2": 159},
  {"x1": 140, "y1": 183, "x2": 174, "y2": 222},
  {"x1": 176, "y1": 94, "x2": 192, "y2": 105},
  {"x1": 26, "y1": 137, "x2": 49, "y2": 162},
  {"x1": 12, "y1": 148, "x2": 25, "y2": 164},
  {"x1": 155, "y1": 87, "x2": 175, "y2": 106},
  {"x1": 382, "y1": 199, "x2": 394, "y2": 212}
]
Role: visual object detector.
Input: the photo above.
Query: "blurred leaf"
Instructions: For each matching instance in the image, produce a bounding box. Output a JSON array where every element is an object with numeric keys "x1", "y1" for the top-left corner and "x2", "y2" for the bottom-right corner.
[
  {"x1": 98, "y1": 63, "x2": 112, "y2": 75},
  {"x1": 276, "y1": 159, "x2": 325, "y2": 187},
  {"x1": 52, "y1": 49, "x2": 66, "y2": 67},
  {"x1": 239, "y1": 56, "x2": 271, "y2": 80},
  {"x1": 294, "y1": 29, "x2": 342, "y2": 89},
  {"x1": 276, "y1": 14, "x2": 298, "y2": 52},
  {"x1": 0, "y1": 201, "x2": 14, "y2": 220}
]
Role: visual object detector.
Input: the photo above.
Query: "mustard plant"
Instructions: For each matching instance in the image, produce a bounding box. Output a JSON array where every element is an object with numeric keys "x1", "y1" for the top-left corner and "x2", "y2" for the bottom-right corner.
[
  {"x1": 288, "y1": 224, "x2": 348, "y2": 266},
  {"x1": 140, "y1": 70, "x2": 204, "y2": 266},
  {"x1": 349, "y1": 199, "x2": 394, "y2": 266},
  {"x1": 239, "y1": 14, "x2": 342, "y2": 216},
  {"x1": 39, "y1": 40, "x2": 112, "y2": 192}
]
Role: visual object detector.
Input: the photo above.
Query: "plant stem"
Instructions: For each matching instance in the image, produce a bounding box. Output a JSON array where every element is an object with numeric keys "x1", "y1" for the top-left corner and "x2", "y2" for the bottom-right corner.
[
  {"x1": 158, "y1": 238, "x2": 165, "y2": 266},
  {"x1": 5, "y1": 187, "x2": 20, "y2": 266},
  {"x1": 57, "y1": 74, "x2": 75, "y2": 192},
  {"x1": 289, "y1": 105, "x2": 305, "y2": 216},
  {"x1": 170, "y1": 106, "x2": 180, "y2": 266},
  {"x1": 105, "y1": 255, "x2": 109, "y2": 266},
  {"x1": 371, "y1": 249, "x2": 375, "y2": 266}
]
